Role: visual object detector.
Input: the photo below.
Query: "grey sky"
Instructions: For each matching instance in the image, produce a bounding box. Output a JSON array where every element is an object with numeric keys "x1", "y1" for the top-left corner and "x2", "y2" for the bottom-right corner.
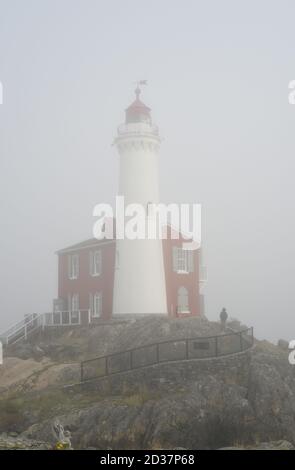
[{"x1": 0, "y1": 0, "x2": 294, "y2": 341}]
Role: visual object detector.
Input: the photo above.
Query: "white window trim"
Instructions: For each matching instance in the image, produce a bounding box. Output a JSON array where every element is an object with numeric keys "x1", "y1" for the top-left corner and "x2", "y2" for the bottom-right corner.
[
  {"x1": 68, "y1": 254, "x2": 79, "y2": 280},
  {"x1": 90, "y1": 250, "x2": 102, "y2": 277},
  {"x1": 177, "y1": 307, "x2": 191, "y2": 314},
  {"x1": 92, "y1": 292, "x2": 102, "y2": 318},
  {"x1": 177, "y1": 287, "x2": 190, "y2": 314},
  {"x1": 176, "y1": 248, "x2": 189, "y2": 273}
]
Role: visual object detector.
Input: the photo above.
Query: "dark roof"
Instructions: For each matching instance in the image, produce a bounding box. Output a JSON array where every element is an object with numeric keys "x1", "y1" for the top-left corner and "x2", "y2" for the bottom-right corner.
[
  {"x1": 125, "y1": 87, "x2": 151, "y2": 124},
  {"x1": 56, "y1": 224, "x2": 197, "y2": 255},
  {"x1": 126, "y1": 97, "x2": 150, "y2": 114},
  {"x1": 56, "y1": 238, "x2": 115, "y2": 255}
]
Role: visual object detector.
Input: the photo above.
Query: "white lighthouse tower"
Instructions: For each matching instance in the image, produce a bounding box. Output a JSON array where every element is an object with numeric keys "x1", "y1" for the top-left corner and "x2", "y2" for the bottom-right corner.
[{"x1": 112, "y1": 85, "x2": 168, "y2": 315}]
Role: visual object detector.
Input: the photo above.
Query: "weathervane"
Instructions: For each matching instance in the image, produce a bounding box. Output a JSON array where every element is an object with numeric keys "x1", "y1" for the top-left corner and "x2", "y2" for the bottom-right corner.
[{"x1": 134, "y1": 80, "x2": 147, "y2": 99}]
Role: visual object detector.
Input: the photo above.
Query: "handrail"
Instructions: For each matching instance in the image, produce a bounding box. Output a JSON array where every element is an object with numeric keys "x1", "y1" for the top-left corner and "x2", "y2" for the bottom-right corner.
[
  {"x1": 0, "y1": 310, "x2": 91, "y2": 346},
  {"x1": 0, "y1": 313, "x2": 44, "y2": 346},
  {"x1": 81, "y1": 327, "x2": 254, "y2": 382}
]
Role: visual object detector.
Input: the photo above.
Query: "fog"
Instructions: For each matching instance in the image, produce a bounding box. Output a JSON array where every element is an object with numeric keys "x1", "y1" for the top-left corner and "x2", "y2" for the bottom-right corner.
[{"x1": 0, "y1": 0, "x2": 294, "y2": 342}]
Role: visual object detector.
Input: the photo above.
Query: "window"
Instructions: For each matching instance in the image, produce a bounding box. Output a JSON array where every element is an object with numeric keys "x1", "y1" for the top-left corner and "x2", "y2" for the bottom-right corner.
[
  {"x1": 90, "y1": 292, "x2": 102, "y2": 318},
  {"x1": 173, "y1": 247, "x2": 194, "y2": 273},
  {"x1": 89, "y1": 250, "x2": 102, "y2": 276},
  {"x1": 177, "y1": 248, "x2": 188, "y2": 272},
  {"x1": 177, "y1": 286, "x2": 189, "y2": 314},
  {"x1": 68, "y1": 254, "x2": 79, "y2": 279}
]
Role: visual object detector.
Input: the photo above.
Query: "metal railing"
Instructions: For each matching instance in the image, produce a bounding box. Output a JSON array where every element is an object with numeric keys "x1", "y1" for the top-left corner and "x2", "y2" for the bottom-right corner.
[
  {"x1": 80, "y1": 327, "x2": 254, "y2": 382},
  {"x1": 117, "y1": 122, "x2": 159, "y2": 137},
  {"x1": 0, "y1": 310, "x2": 91, "y2": 347},
  {"x1": 0, "y1": 313, "x2": 44, "y2": 346},
  {"x1": 44, "y1": 310, "x2": 90, "y2": 327}
]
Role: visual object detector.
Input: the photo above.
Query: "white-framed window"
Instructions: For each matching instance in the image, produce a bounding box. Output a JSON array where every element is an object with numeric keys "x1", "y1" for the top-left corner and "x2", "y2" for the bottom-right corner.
[
  {"x1": 68, "y1": 254, "x2": 79, "y2": 279},
  {"x1": 90, "y1": 292, "x2": 102, "y2": 318},
  {"x1": 177, "y1": 248, "x2": 188, "y2": 272},
  {"x1": 89, "y1": 250, "x2": 102, "y2": 276},
  {"x1": 173, "y1": 247, "x2": 194, "y2": 273},
  {"x1": 177, "y1": 286, "x2": 189, "y2": 314}
]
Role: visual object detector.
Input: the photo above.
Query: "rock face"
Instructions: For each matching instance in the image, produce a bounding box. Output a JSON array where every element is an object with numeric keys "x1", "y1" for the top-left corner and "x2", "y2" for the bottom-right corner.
[
  {"x1": 1, "y1": 316, "x2": 295, "y2": 450},
  {"x1": 0, "y1": 433, "x2": 51, "y2": 450},
  {"x1": 219, "y1": 440, "x2": 294, "y2": 450},
  {"x1": 23, "y1": 347, "x2": 295, "y2": 450}
]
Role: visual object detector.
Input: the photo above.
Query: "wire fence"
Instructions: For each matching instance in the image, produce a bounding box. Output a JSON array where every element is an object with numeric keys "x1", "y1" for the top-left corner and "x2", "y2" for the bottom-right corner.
[{"x1": 81, "y1": 327, "x2": 254, "y2": 382}]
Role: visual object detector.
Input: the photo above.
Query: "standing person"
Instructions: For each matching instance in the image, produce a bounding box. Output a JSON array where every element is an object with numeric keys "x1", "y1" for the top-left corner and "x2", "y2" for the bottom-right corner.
[{"x1": 220, "y1": 308, "x2": 228, "y2": 331}]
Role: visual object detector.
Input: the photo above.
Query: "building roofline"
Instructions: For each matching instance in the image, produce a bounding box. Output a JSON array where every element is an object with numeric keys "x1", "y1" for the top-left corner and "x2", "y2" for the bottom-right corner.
[
  {"x1": 56, "y1": 223, "x2": 199, "y2": 255},
  {"x1": 56, "y1": 238, "x2": 115, "y2": 255}
]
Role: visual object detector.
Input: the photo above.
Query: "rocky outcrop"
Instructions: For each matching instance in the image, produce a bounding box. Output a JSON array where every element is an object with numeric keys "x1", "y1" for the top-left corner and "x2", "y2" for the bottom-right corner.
[
  {"x1": 220, "y1": 440, "x2": 294, "y2": 450},
  {"x1": 22, "y1": 345, "x2": 295, "y2": 450},
  {"x1": 1, "y1": 316, "x2": 295, "y2": 449},
  {"x1": 0, "y1": 433, "x2": 51, "y2": 450},
  {"x1": 5, "y1": 315, "x2": 224, "y2": 362}
]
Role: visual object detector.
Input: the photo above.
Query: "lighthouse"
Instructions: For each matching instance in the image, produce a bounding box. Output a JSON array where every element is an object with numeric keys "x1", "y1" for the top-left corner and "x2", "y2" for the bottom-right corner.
[{"x1": 112, "y1": 85, "x2": 168, "y2": 315}]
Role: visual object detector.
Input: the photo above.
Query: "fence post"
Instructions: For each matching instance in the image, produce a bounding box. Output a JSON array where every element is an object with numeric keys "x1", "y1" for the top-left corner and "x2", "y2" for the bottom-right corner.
[
  {"x1": 240, "y1": 332, "x2": 243, "y2": 352},
  {"x1": 215, "y1": 336, "x2": 218, "y2": 356}
]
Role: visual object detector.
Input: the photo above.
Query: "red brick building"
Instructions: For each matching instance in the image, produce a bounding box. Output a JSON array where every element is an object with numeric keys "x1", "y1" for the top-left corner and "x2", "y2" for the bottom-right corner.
[{"x1": 54, "y1": 227, "x2": 204, "y2": 324}]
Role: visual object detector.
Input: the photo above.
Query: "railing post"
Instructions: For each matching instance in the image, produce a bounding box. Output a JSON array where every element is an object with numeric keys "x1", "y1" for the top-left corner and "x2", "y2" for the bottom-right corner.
[{"x1": 240, "y1": 332, "x2": 243, "y2": 352}]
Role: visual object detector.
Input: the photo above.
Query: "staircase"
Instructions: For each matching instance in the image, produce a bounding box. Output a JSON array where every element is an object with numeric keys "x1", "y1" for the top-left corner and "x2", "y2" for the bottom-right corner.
[
  {"x1": 0, "y1": 313, "x2": 44, "y2": 347},
  {"x1": 0, "y1": 310, "x2": 91, "y2": 348}
]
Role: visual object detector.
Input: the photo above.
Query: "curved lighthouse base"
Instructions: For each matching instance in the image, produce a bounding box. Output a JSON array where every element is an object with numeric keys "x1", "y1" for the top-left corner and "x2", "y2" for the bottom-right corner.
[{"x1": 113, "y1": 238, "x2": 168, "y2": 315}]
